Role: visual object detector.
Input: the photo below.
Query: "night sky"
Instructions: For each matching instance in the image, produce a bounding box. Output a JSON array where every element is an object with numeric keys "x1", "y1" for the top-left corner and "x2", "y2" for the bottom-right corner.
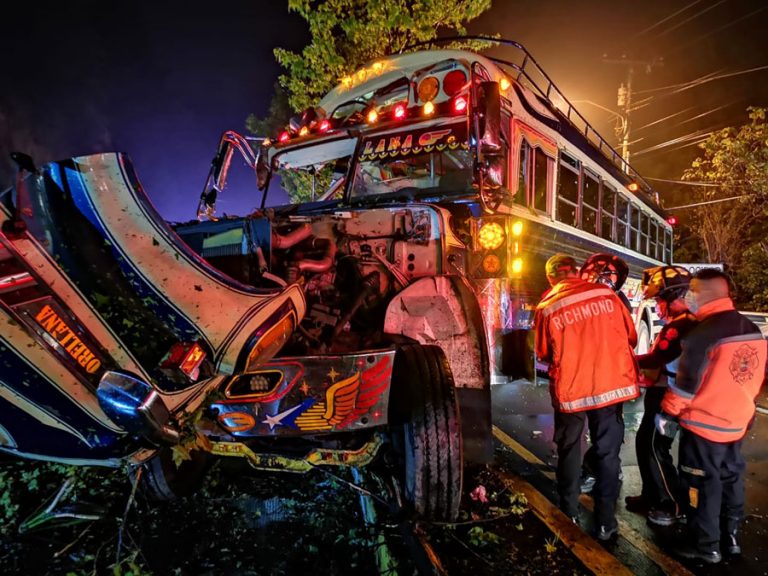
[{"x1": 2, "y1": 0, "x2": 767, "y2": 221}]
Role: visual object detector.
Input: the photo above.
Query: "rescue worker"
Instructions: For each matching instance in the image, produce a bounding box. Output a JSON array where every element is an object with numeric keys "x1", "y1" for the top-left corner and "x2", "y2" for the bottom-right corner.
[
  {"x1": 624, "y1": 266, "x2": 696, "y2": 526},
  {"x1": 535, "y1": 254, "x2": 639, "y2": 540},
  {"x1": 657, "y1": 269, "x2": 766, "y2": 563},
  {"x1": 578, "y1": 253, "x2": 632, "y2": 494}
]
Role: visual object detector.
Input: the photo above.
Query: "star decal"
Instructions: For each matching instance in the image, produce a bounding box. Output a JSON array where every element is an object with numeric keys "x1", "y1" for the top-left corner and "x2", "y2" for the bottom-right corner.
[
  {"x1": 299, "y1": 380, "x2": 310, "y2": 395},
  {"x1": 327, "y1": 367, "x2": 340, "y2": 382},
  {"x1": 262, "y1": 399, "x2": 315, "y2": 430}
]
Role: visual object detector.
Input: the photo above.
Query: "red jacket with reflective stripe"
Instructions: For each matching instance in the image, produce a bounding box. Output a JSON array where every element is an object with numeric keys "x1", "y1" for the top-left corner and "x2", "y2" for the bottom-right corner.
[
  {"x1": 662, "y1": 298, "x2": 767, "y2": 442},
  {"x1": 535, "y1": 277, "x2": 639, "y2": 412}
]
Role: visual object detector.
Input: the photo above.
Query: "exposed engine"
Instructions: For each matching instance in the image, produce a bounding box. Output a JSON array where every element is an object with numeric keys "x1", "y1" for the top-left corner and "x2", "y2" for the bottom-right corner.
[{"x1": 175, "y1": 205, "x2": 448, "y2": 356}]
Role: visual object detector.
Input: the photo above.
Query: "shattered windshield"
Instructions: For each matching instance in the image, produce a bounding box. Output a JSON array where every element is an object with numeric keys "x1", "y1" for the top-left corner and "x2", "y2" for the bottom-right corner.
[{"x1": 351, "y1": 148, "x2": 473, "y2": 198}]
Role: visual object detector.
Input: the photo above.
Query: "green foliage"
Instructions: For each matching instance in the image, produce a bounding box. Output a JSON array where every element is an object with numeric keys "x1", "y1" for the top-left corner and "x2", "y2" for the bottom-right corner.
[
  {"x1": 467, "y1": 525, "x2": 502, "y2": 547},
  {"x1": 275, "y1": 0, "x2": 492, "y2": 112},
  {"x1": 248, "y1": 0, "x2": 493, "y2": 201},
  {"x1": 680, "y1": 107, "x2": 768, "y2": 273},
  {"x1": 732, "y1": 242, "x2": 768, "y2": 311}
]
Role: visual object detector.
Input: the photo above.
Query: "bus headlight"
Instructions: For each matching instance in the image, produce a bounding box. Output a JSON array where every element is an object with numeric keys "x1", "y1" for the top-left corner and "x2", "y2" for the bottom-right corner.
[{"x1": 478, "y1": 222, "x2": 505, "y2": 250}]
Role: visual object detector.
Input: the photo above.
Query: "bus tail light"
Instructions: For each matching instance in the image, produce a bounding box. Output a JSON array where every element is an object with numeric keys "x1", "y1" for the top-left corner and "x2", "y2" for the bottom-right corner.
[
  {"x1": 160, "y1": 342, "x2": 207, "y2": 382},
  {"x1": 393, "y1": 103, "x2": 407, "y2": 120}
]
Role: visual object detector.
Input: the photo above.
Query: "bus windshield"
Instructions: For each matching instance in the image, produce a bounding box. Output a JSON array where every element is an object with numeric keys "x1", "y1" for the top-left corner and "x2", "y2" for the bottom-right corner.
[{"x1": 351, "y1": 148, "x2": 473, "y2": 198}]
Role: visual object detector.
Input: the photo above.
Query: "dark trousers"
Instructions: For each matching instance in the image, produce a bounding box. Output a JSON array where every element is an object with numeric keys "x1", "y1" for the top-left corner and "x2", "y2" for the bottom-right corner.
[
  {"x1": 678, "y1": 429, "x2": 745, "y2": 552},
  {"x1": 554, "y1": 403, "x2": 624, "y2": 527},
  {"x1": 635, "y1": 387, "x2": 679, "y2": 510}
]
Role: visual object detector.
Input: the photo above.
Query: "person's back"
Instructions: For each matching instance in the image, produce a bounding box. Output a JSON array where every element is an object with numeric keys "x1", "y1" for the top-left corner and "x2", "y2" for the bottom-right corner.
[{"x1": 536, "y1": 277, "x2": 638, "y2": 412}]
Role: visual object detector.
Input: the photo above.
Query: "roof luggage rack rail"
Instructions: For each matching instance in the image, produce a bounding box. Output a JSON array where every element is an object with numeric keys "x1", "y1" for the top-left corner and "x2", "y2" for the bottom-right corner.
[{"x1": 403, "y1": 36, "x2": 658, "y2": 203}]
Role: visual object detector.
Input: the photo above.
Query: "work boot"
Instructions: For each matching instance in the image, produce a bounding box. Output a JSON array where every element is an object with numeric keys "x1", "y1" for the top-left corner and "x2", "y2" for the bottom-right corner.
[
  {"x1": 725, "y1": 532, "x2": 741, "y2": 556},
  {"x1": 624, "y1": 495, "x2": 650, "y2": 515},
  {"x1": 648, "y1": 505, "x2": 681, "y2": 527},
  {"x1": 580, "y1": 474, "x2": 596, "y2": 494},
  {"x1": 594, "y1": 524, "x2": 618, "y2": 541},
  {"x1": 673, "y1": 544, "x2": 722, "y2": 564}
]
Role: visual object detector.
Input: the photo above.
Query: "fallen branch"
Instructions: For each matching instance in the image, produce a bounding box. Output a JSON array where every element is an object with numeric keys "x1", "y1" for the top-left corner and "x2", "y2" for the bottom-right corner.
[{"x1": 115, "y1": 466, "x2": 143, "y2": 565}]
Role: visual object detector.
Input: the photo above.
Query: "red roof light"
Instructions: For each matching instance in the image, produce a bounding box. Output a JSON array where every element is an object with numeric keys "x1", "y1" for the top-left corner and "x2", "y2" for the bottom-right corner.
[
  {"x1": 393, "y1": 103, "x2": 407, "y2": 120},
  {"x1": 318, "y1": 119, "x2": 331, "y2": 132},
  {"x1": 443, "y1": 70, "x2": 467, "y2": 97},
  {"x1": 278, "y1": 131, "x2": 290, "y2": 143}
]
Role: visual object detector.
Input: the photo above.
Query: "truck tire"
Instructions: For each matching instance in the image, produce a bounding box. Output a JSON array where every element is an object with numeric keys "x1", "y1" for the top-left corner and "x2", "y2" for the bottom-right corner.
[
  {"x1": 391, "y1": 344, "x2": 463, "y2": 521},
  {"x1": 636, "y1": 319, "x2": 651, "y2": 355},
  {"x1": 133, "y1": 448, "x2": 209, "y2": 501}
]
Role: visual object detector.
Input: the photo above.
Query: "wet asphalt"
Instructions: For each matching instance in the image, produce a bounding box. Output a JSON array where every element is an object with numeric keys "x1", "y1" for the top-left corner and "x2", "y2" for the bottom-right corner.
[{"x1": 492, "y1": 379, "x2": 768, "y2": 576}]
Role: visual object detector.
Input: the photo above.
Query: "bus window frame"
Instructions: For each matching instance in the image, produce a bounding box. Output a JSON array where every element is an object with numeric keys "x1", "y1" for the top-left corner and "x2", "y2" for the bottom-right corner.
[
  {"x1": 556, "y1": 151, "x2": 580, "y2": 228},
  {"x1": 510, "y1": 119, "x2": 557, "y2": 215},
  {"x1": 581, "y1": 167, "x2": 600, "y2": 237},
  {"x1": 600, "y1": 183, "x2": 617, "y2": 243}
]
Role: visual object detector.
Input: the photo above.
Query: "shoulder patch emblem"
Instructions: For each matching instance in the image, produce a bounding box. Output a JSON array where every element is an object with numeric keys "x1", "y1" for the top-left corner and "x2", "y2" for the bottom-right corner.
[{"x1": 729, "y1": 344, "x2": 760, "y2": 384}]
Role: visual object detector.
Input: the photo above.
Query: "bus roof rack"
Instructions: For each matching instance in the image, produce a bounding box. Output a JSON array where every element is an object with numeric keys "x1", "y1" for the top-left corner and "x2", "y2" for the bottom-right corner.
[{"x1": 402, "y1": 36, "x2": 659, "y2": 204}]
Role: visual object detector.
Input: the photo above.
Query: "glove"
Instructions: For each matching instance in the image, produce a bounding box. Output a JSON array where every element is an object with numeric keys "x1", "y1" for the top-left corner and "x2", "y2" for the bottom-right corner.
[{"x1": 655, "y1": 412, "x2": 679, "y2": 439}]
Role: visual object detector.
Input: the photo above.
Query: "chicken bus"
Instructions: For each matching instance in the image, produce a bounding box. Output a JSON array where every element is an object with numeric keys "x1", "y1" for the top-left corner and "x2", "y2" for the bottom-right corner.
[{"x1": 184, "y1": 38, "x2": 671, "y2": 463}]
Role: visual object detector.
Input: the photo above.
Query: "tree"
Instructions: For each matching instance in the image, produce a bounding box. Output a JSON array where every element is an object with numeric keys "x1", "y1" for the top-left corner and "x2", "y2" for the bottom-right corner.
[
  {"x1": 680, "y1": 107, "x2": 768, "y2": 309},
  {"x1": 247, "y1": 0, "x2": 493, "y2": 202}
]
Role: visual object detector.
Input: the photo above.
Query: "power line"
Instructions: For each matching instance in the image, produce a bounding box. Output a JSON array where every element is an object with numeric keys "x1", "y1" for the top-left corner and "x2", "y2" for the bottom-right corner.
[
  {"x1": 646, "y1": 0, "x2": 729, "y2": 40},
  {"x1": 645, "y1": 176, "x2": 721, "y2": 187},
  {"x1": 613, "y1": 0, "x2": 707, "y2": 49},
  {"x1": 666, "y1": 5, "x2": 768, "y2": 56},
  {"x1": 634, "y1": 107, "x2": 696, "y2": 133},
  {"x1": 665, "y1": 194, "x2": 755, "y2": 210}
]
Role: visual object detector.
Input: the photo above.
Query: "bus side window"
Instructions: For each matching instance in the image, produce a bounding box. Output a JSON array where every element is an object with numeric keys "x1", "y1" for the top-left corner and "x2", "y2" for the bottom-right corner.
[
  {"x1": 639, "y1": 211, "x2": 650, "y2": 256},
  {"x1": 616, "y1": 194, "x2": 629, "y2": 247},
  {"x1": 665, "y1": 229, "x2": 673, "y2": 263},
  {"x1": 556, "y1": 153, "x2": 579, "y2": 227},
  {"x1": 516, "y1": 140, "x2": 530, "y2": 206},
  {"x1": 581, "y1": 169, "x2": 599, "y2": 236},
  {"x1": 533, "y1": 147, "x2": 550, "y2": 213},
  {"x1": 600, "y1": 185, "x2": 616, "y2": 242},
  {"x1": 629, "y1": 203, "x2": 640, "y2": 251},
  {"x1": 651, "y1": 220, "x2": 660, "y2": 260}
]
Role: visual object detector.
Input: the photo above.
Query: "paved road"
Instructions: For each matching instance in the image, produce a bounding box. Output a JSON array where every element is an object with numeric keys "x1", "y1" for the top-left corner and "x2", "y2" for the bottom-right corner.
[{"x1": 492, "y1": 379, "x2": 768, "y2": 575}]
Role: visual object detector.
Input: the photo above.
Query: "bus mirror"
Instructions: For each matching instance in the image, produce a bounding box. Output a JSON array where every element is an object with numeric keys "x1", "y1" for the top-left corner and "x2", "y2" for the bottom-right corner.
[
  {"x1": 475, "y1": 81, "x2": 502, "y2": 156},
  {"x1": 256, "y1": 148, "x2": 270, "y2": 191}
]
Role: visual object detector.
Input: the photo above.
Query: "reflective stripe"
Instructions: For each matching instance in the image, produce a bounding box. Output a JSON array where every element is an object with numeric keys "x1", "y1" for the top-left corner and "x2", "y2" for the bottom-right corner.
[
  {"x1": 541, "y1": 288, "x2": 611, "y2": 318},
  {"x1": 560, "y1": 384, "x2": 637, "y2": 411},
  {"x1": 668, "y1": 382, "x2": 694, "y2": 399},
  {"x1": 719, "y1": 333, "x2": 765, "y2": 345},
  {"x1": 679, "y1": 418, "x2": 743, "y2": 434}
]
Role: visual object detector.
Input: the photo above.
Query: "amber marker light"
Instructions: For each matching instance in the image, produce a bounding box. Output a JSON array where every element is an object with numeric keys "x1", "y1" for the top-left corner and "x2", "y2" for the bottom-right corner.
[
  {"x1": 482, "y1": 254, "x2": 502, "y2": 274},
  {"x1": 478, "y1": 222, "x2": 505, "y2": 250},
  {"x1": 299, "y1": 126, "x2": 309, "y2": 137},
  {"x1": 511, "y1": 220, "x2": 523, "y2": 237},
  {"x1": 512, "y1": 258, "x2": 523, "y2": 275},
  {"x1": 627, "y1": 182, "x2": 640, "y2": 192},
  {"x1": 500, "y1": 77, "x2": 511, "y2": 91},
  {"x1": 367, "y1": 109, "x2": 379, "y2": 123},
  {"x1": 423, "y1": 101, "x2": 435, "y2": 116}
]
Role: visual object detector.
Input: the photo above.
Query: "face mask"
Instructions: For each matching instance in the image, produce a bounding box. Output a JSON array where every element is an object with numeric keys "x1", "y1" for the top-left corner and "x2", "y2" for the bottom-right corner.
[{"x1": 683, "y1": 289, "x2": 699, "y2": 314}]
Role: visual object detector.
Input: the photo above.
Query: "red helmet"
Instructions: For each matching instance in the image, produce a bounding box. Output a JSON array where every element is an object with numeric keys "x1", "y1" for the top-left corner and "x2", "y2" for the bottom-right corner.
[{"x1": 579, "y1": 253, "x2": 629, "y2": 292}]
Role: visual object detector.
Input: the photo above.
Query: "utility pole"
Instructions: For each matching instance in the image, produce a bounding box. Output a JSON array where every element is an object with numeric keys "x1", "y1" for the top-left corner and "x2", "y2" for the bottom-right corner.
[{"x1": 602, "y1": 55, "x2": 663, "y2": 170}]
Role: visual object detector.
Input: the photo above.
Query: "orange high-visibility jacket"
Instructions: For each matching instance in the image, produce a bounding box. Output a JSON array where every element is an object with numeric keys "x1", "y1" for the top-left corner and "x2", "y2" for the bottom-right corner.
[
  {"x1": 662, "y1": 298, "x2": 767, "y2": 443},
  {"x1": 535, "y1": 278, "x2": 639, "y2": 413}
]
